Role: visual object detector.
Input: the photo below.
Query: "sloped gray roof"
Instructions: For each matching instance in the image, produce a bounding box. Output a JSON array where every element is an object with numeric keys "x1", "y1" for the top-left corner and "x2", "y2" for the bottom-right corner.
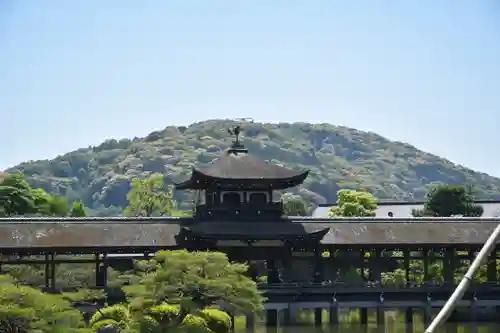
[
  {"x1": 175, "y1": 147, "x2": 309, "y2": 191},
  {"x1": 186, "y1": 222, "x2": 329, "y2": 239},
  {"x1": 319, "y1": 221, "x2": 496, "y2": 245},
  {"x1": 0, "y1": 217, "x2": 499, "y2": 248},
  {"x1": 195, "y1": 149, "x2": 307, "y2": 180},
  {"x1": 0, "y1": 218, "x2": 181, "y2": 249}
]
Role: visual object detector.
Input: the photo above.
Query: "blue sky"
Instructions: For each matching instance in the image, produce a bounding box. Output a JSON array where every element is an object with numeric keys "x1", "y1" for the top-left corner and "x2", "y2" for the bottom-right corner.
[{"x1": 1, "y1": 1, "x2": 499, "y2": 176}]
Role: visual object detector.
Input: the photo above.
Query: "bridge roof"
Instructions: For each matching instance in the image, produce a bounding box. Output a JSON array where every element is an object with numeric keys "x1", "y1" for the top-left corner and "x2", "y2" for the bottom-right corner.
[
  {"x1": 0, "y1": 218, "x2": 183, "y2": 250},
  {"x1": 0, "y1": 217, "x2": 499, "y2": 249}
]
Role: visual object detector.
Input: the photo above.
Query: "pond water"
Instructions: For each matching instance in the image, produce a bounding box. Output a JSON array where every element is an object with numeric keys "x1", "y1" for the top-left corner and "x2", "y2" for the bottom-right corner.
[
  {"x1": 236, "y1": 323, "x2": 499, "y2": 333},
  {"x1": 233, "y1": 310, "x2": 500, "y2": 333},
  {"x1": 246, "y1": 326, "x2": 499, "y2": 333}
]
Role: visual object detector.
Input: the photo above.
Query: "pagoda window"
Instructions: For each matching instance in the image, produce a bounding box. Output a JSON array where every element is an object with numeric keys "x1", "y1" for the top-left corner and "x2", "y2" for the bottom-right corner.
[
  {"x1": 195, "y1": 190, "x2": 206, "y2": 205},
  {"x1": 247, "y1": 192, "x2": 269, "y2": 204},
  {"x1": 221, "y1": 191, "x2": 243, "y2": 206},
  {"x1": 203, "y1": 191, "x2": 214, "y2": 206}
]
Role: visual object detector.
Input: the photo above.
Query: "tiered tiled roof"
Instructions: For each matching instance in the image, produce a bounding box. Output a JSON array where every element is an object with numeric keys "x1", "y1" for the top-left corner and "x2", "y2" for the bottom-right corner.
[{"x1": 175, "y1": 142, "x2": 308, "y2": 190}]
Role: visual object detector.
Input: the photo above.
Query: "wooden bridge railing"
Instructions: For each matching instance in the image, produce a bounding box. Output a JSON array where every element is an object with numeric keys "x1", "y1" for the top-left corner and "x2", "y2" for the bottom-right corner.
[{"x1": 258, "y1": 281, "x2": 500, "y2": 293}]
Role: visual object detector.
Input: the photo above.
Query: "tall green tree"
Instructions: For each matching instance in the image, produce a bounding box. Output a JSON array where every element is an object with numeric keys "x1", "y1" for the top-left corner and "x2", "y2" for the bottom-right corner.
[
  {"x1": 0, "y1": 185, "x2": 36, "y2": 217},
  {"x1": 122, "y1": 250, "x2": 264, "y2": 322},
  {"x1": 47, "y1": 195, "x2": 70, "y2": 216},
  {"x1": 124, "y1": 173, "x2": 175, "y2": 217},
  {"x1": 0, "y1": 173, "x2": 70, "y2": 217},
  {"x1": 412, "y1": 184, "x2": 483, "y2": 217},
  {"x1": 0, "y1": 173, "x2": 37, "y2": 216},
  {"x1": 69, "y1": 200, "x2": 87, "y2": 217},
  {"x1": 31, "y1": 188, "x2": 69, "y2": 216},
  {"x1": 328, "y1": 189, "x2": 377, "y2": 217}
]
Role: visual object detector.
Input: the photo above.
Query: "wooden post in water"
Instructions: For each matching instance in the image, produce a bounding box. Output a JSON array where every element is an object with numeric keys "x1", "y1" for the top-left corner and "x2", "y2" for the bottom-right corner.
[{"x1": 245, "y1": 313, "x2": 254, "y2": 333}]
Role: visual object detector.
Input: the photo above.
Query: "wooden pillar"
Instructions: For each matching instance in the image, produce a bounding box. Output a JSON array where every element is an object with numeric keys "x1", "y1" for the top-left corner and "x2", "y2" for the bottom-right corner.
[
  {"x1": 329, "y1": 303, "x2": 339, "y2": 326},
  {"x1": 329, "y1": 249, "x2": 339, "y2": 282},
  {"x1": 229, "y1": 313, "x2": 235, "y2": 332},
  {"x1": 443, "y1": 248, "x2": 453, "y2": 283},
  {"x1": 96, "y1": 253, "x2": 109, "y2": 305},
  {"x1": 423, "y1": 249, "x2": 430, "y2": 282},
  {"x1": 470, "y1": 297, "x2": 478, "y2": 333},
  {"x1": 44, "y1": 253, "x2": 56, "y2": 292},
  {"x1": 282, "y1": 256, "x2": 292, "y2": 283},
  {"x1": 486, "y1": 249, "x2": 500, "y2": 320},
  {"x1": 45, "y1": 253, "x2": 50, "y2": 289},
  {"x1": 102, "y1": 253, "x2": 108, "y2": 290},
  {"x1": 313, "y1": 247, "x2": 324, "y2": 327},
  {"x1": 405, "y1": 308, "x2": 413, "y2": 333},
  {"x1": 266, "y1": 309, "x2": 278, "y2": 327},
  {"x1": 467, "y1": 248, "x2": 475, "y2": 282},
  {"x1": 246, "y1": 313, "x2": 254, "y2": 333},
  {"x1": 487, "y1": 251, "x2": 496, "y2": 283},
  {"x1": 360, "y1": 308, "x2": 368, "y2": 323},
  {"x1": 467, "y1": 248, "x2": 475, "y2": 263},
  {"x1": 370, "y1": 249, "x2": 382, "y2": 283},
  {"x1": 404, "y1": 248, "x2": 411, "y2": 285},
  {"x1": 376, "y1": 307, "x2": 385, "y2": 327},
  {"x1": 83, "y1": 312, "x2": 91, "y2": 326},
  {"x1": 266, "y1": 259, "x2": 279, "y2": 284},
  {"x1": 282, "y1": 308, "x2": 292, "y2": 326},
  {"x1": 423, "y1": 306, "x2": 432, "y2": 326},
  {"x1": 95, "y1": 253, "x2": 100, "y2": 286},
  {"x1": 314, "y1": 308, "x2": 322, "y2": 327},
  {"x1": 313, "y1": 247, "x2": 324, "y2": 283},
  {"x1": 360, "y1": 308, "x2": 368, "y2": 333},
  {"x1": 359, "y1": 249, "x2": 366, "y2": 281},
  {"x1": 49, "y1": 253, "x2": 56, "y2": 292}
]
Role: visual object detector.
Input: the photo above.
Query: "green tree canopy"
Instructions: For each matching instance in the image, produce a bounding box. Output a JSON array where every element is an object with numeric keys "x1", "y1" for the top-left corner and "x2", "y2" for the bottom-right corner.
[
  {"x1": 0, "y1": 275, "x2": 86, "y2": 332},
  {"x1": 31, "y1": 188, "x2": 69, "y2": 216},
  {"x1": 328, "y1": 189, "x2": 377, "y2": 217},
  {"x1": 412, "y1": 184, "x2": 484, "y2": 217},
  {"x1": 124, "y1": 173, "x2": 175, "y2": 217},
  {"x1": 70, "y1": 200, "x2": 88, "y2": 217},
  {"x1": 123, "y1": 250, "x2": 264, "y2": 320},
  {"x1": 0, "y1": 173, "x2": 37, "y2": 216},
  {"x1": 0, "y1": 173, "x2": 71, "y2": 217}
]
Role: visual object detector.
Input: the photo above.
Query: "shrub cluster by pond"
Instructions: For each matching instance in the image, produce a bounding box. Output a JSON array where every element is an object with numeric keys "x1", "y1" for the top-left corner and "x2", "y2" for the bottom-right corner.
[{"x1": 89, "y1": 303, "x2": 232, "y2": 333}]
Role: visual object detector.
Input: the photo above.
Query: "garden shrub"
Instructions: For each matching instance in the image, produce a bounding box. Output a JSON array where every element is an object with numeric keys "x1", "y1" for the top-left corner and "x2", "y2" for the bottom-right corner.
[{"x1": 199, "y1": 309, "x2": 232, "y2": 333}]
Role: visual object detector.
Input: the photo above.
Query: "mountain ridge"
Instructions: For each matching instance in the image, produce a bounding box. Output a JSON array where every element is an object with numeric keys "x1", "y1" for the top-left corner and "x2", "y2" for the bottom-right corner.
[{"x1": 6, "y1": 119, "x2": 500, "y2": 215}]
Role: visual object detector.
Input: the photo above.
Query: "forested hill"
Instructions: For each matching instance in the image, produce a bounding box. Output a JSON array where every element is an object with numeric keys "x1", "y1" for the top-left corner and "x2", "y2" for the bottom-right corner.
[{"x1": 6, "y1": 119, "x2": 500, "y2": 215}]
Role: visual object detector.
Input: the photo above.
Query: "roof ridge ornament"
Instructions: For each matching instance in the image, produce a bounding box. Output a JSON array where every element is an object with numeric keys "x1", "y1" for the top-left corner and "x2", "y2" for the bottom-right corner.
[{"x1": 227, "y1": 125, "x2": 247, "y2": 153}]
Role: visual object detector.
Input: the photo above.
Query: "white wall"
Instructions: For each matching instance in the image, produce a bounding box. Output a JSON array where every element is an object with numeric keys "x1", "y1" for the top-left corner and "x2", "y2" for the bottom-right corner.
[{"x1": 312, "y1": 202, "x2": 500, "y2": 218}]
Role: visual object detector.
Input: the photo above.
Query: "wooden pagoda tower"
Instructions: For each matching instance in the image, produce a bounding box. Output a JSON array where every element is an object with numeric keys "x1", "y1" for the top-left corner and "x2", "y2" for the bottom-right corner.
[{"x1": 174, "y1": 125, "x2": 329, "y2": 257}]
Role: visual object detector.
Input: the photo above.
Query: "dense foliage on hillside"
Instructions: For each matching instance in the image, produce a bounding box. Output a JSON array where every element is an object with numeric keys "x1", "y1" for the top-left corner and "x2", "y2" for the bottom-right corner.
[{"x1": 7, "y1": 119, "x2": 500, "y2": 215}]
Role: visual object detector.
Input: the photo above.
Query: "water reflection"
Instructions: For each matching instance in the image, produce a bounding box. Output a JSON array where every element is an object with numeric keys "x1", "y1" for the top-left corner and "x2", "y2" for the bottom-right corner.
[
  {"x1": 237, "y1": 324, "x2": 499, "y2": 333},
  {"x1": 249, "y1": 326, "x2": 499, "y2": 333},
  {"x1": 234, "y1": 309, "x2": 500, "y2": 333}
]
